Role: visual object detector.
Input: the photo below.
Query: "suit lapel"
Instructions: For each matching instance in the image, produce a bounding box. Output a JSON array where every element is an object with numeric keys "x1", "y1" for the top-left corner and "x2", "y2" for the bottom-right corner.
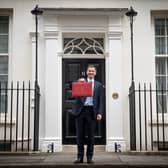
[{"x1": 93, "y1": 80, "x2": 98, "y2": 96}]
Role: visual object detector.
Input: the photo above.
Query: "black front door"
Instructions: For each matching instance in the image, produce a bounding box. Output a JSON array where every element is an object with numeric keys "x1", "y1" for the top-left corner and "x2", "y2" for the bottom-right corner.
[{"x1": 62, "y1": 59, "x2": 106, "y2": 144}]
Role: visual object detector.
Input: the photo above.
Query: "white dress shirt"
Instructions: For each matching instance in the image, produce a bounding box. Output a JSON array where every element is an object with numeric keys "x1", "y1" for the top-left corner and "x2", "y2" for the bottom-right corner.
[{"x1": 84, "y1": 78, "x2": 94, "y2": 106}]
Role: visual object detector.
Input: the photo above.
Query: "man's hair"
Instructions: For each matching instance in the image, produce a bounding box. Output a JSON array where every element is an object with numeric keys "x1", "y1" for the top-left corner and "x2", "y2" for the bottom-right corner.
[{"x1": 87, "y1": 64, "x2": 97, "y2": 71}]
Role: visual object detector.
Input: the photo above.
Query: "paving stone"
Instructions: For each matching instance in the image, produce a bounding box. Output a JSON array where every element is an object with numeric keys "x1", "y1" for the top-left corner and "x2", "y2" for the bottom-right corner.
[{"x1": 0, "y1": 151, "x2": 168, "y2": 167}]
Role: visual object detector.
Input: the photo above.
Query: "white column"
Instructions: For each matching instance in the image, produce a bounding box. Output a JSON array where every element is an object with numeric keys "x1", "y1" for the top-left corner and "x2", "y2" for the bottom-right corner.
[
  {"x1": 41, "y1": 18, "x2": 62, "y2": 152},
  {"x1": 106, "y1": 16, "x2": 126, "y2": 152}
]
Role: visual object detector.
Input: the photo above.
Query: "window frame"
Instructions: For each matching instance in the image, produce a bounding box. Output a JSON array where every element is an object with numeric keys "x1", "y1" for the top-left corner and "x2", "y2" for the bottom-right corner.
[
  {"x1": 153, "y1": 14, "x2": 168, "y2": 114},
  {"x1": 62, "y1": 33, "x2": 106, "y2": 59},
  {"x1": 63, "y1": 37, "x2": 105, "y2": 55},
  {"x1": 0, "y1": 12, "x2": 12, "y2": 114}
]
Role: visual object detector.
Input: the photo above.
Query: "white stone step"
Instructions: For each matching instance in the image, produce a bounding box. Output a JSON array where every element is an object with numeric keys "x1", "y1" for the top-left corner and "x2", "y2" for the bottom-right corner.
[{"x1": 63, "y1": 145, "x2": 105, "y2": 153}]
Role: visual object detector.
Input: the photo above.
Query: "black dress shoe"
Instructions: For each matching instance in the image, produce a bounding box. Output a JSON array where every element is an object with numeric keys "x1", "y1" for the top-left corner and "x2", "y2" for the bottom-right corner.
[
  {"x1": 74, "y1": 159, "x2": 83, "y2": 164},
  {"x1": 87, "y1": 159, "x2": 94, "y2": 164}
]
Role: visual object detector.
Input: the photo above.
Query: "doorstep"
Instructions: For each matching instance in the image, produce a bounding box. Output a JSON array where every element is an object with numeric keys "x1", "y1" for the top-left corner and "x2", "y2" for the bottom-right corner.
[{"x1": 0, "y1": 150, "x2": 168, "y2": 168}]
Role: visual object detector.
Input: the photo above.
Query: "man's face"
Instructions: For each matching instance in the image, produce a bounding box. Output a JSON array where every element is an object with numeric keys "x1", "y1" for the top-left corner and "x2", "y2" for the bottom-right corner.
[{"x1": 86, "y1": 67, "x2": 96, "y2": 79}]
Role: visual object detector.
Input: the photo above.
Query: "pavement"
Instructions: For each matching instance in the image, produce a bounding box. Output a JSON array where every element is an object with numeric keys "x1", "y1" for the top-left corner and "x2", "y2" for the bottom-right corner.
[{"x1": 0, "y1": 151, "x2": 168, "y2": 168}]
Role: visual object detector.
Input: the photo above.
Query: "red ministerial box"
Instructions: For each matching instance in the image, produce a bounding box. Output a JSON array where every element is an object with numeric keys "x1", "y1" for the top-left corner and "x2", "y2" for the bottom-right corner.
[{"x1": 72, "y1": 82, "x2": 92, "y2": 97}]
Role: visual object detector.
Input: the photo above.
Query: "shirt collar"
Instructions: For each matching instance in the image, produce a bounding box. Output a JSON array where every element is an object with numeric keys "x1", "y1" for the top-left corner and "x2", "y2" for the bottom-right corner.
[{"x1": 87, "y1": 78, "x2": 94, "y2": 82}]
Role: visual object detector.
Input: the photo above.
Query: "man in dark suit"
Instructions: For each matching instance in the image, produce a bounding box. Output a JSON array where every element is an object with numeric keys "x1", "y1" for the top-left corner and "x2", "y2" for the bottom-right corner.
[{"x1": 73, "y1": 65, "x2": 103, "y2": 164}]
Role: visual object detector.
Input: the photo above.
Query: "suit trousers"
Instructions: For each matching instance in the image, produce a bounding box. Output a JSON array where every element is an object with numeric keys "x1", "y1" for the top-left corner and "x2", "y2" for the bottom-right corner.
[{"x1": 75, "y1": 106, "x2": 96, "y2": 160}]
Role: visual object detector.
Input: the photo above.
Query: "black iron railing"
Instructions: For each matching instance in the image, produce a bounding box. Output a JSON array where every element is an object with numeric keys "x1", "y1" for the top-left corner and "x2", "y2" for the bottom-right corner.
[
  {"x1": 0, "y1": 81, "x2": 40, "y2": 152},
  {"x1": 129, "y1": 82, "x2": 168, "y2": 151}
]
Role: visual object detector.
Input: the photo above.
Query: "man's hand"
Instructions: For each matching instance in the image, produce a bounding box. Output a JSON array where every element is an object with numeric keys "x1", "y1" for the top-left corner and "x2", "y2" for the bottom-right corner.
[
  {"x1": 78, "y1": 78, "x2": 86, "y2": 82},
  {"x1": 97, "y1": 114, "x2": 102, "y2": 121}
]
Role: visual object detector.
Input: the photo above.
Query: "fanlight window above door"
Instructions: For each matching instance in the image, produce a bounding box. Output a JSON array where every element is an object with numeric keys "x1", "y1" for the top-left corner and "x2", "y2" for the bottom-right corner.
[{"x1": 63, "y1": 38, "x2": 104, "y2": 55}]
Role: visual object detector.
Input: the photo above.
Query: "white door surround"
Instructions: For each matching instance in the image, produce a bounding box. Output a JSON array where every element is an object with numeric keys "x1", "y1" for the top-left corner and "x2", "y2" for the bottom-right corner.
[{"x1": 34, "y1": 8, "x2": 127, "y2": 152}]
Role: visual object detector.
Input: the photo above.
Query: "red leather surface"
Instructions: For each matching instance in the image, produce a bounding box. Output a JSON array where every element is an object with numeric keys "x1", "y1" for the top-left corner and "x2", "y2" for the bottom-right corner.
[{"x1": 72, "y1": 82, "x2": 92, "y2": 97}]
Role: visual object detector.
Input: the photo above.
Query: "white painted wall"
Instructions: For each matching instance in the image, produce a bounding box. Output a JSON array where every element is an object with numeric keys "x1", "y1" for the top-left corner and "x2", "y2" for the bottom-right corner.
[
  {"x1": 0, "y1": 0, "x2": 167, "y2": 81},
  {"x1": 0, "y1": 0, "x2": 168, "y2": 152}
]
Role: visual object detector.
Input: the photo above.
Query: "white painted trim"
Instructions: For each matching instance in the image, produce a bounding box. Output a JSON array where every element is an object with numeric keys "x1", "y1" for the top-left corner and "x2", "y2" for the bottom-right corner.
[
  {"x1": 108, "y1": 31, "x2": 123, "y2": 40},
  {"x1": 43, "y1": 20, "x2": 59, "y2": 39},
  {"x1": 107, "y1": 137, "x2": 126, "y2": 141},
  {"x1": 61, "y1": 26, "x2": 107, "y2": 33},
  {"x1": 43, "y1": 33, "x2": 62, "y2": 152},
  {"x1": 105, "y1": 15, "x2": 126, "y2": 152},
  {"x1": 57, "y1": 52, "x2": 64, "y2": 57},
  {"x1": 106, "y1": 137, "x2": 127, "y2": 152},
  {"x1": 43, "y1": 24, "x2": 59, "y2": 39},
  {"x1": 0, "y1": 53, "x2": 8, "y2": 56},
  {"x1": 40, "y1": 12, "x2": 126, "y2": 152},
  {"x1": 29, "y1": 32, "x2": 40, "y2": 42},
  {"x1": 59, "y1": 53, "x2": 108, "y2": 59},
  {"x1": 62, "y1": 33, "x2": 105, "y2": 38},
  {"x1": 41, "y1": 137, "x2": 62, "y2": 141},
  {"x1": 62, "y1": 54, "x2": 105, "y2": 59},
  {"x1": 44, "y1": 31, "x2": 59, "y2": 39},
  {"x1": 44, "y1": 24, "x2": 59, "y2": 32},
  {"x1": 40, "y1": 137, "x2": 62, "y2": 152},
  {"x1": 42, "y1": 8, "x2": 127, "y2": 16}
]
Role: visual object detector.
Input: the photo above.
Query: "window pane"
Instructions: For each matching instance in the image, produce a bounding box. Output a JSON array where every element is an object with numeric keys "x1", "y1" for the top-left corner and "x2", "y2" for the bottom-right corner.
[
  {"x1": 0, "y1": 75, "x2": 8, "y2": 81},
  {"x1": 64, "y1": 38, "x2": 73, "y2": 48},
  {"x1": 0, "y1": 35, "x2": 8, "y2": 53},
  {"x1": 156, "y1": 76, "x2": 166, "y2": 91},
  {"x1": 157, "y1": 95, "x2": 167, "y2": 113},
  {"x1": 0, "y1": 94, "x2": 7, "y2": 113},
  {"x1": 155, "y1": 37, "x2": 166, "y2": 55},
  {"x1": 166, "y1": 19, "x2": 168, "y2": 36},
  {"x1": 167, "y1": 58, "x2": 168, "y2": 76},
  {"x1": 95, "y1": 47, "x2": 103, "y2": 54},
  {"x1": 73, "y1": 38, "x2": 82, "y2": 45},
  {"x1": 0, "y1": 56, "x2": 8, "y2": 74},
  {"x1": 72, "y1": 47, "x2": 82, "y2": 54},
  {"x1": 155, "y1": 57, "x2": 166, "y2": 75},
  {"x1": 64, "y1": 47, "x2": 72, "y2": 54},
  {"x1": 0, "y1": 76, "x2": 8, "y2": 113},
  {"x1": 0, "y1": 16, "x2": 9, "y2": 34},
  {"x1": 85, "y1": 47, "x2": 96, "y2": 54},
  {"x1": 79, "y1": 41, "x2": 88, "y2": 51},
  {"x1": 155, "y1": 19, "x2": 165, "y2": 36},
  {"x1": 85, "y1": 38, "x2": 94, "y2": 46},
  {"x1": 167, "y1": 37, "x2": 168, "y2": 54},
  {"x1": 0, "y1": 75, "x2": 8, "y2": 90},
  {"x1": 94, "y1": 38, "x2": 104, "y2": 48}
]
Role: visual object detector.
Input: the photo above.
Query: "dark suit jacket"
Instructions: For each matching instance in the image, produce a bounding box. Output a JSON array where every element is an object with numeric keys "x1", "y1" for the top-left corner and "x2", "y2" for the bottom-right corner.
[{"x1": 73, "y1": 80, "x2": 104, "y2": 119}]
